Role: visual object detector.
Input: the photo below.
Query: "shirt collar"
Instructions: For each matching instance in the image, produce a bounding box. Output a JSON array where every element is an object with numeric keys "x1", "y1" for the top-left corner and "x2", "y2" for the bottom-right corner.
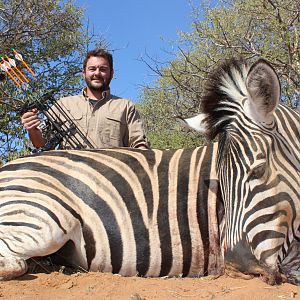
[{"x1": 82, "y1": 88, "x2": 111, "y2": 101}]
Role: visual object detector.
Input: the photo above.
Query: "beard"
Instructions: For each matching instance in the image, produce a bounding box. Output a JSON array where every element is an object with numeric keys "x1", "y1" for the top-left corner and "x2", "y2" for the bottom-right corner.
[{"x1": 85, "y1": 76, "x2": 111, "y2": 92}]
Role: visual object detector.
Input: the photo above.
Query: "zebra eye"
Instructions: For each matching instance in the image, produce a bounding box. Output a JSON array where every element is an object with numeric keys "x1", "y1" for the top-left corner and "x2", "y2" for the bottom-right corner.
[{"x1": 248, "y1": 162, "x2": 267, "y2": 180}]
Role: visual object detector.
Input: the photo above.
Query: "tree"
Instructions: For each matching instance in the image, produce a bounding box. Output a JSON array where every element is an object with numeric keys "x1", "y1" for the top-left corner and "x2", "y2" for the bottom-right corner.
[
  {"x1": 139, "y1": 0, "x2": 300, "y2": 149},
  {"x1": 137, "y1": 87, "x2": 204, "y2": 150},
  {"x1": 0, "y1": 0, "x2": 106, "y2": 164}
]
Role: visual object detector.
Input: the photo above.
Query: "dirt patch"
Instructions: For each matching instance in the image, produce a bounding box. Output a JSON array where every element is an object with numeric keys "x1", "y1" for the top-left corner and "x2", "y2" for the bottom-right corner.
[{"x1": 0, "y1": 271, "x2": 299, "y2": 300}]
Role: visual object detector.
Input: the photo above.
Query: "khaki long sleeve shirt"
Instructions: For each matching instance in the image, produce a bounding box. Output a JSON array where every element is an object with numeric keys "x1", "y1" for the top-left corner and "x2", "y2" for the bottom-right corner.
[{"x1": 46, "y1": 89, "x2": 149, "y2": 149}]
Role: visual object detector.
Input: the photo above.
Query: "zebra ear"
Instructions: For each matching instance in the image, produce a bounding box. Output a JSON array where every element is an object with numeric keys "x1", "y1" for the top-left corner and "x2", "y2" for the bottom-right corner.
[
  {"x1": 246, "y1": 59, "x2": 281, "y2": 123},
  {"x1": 176, "y1": 114, "x2": 207, "y2": 134}
]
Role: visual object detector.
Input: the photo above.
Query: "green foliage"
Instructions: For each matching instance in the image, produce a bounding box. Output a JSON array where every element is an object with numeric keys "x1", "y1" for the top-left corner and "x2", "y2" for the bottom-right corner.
[
  {"x1": 139, "y1": 0, "x2": 299, "y2": 149},
  {"x1": 137, "y1": 87, "x2": 206, "y2": 149},
  {"x1": 0, "y1": 0, "x2": 299, "y2": 156},
  {"x1": 187, "y1": 0, "x2": 300, "y2": 106},
  {"x1": 0, "y1": 0, "x2": 106, "y2": 163}
]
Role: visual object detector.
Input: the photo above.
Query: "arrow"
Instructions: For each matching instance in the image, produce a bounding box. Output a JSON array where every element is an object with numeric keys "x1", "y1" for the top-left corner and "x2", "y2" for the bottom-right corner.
[
  {"x1": 2, "y1": 57, "x2": 24, "y2": 85},
  {"x1": 5, "y1": 55, "x2": 29, "y2": 83},
  {"x1": 13, "y1": 49, "x2": 36, "y2": 76},
  {"x1": 0, "y1": 62, "x2": 21, "y2": 87}
]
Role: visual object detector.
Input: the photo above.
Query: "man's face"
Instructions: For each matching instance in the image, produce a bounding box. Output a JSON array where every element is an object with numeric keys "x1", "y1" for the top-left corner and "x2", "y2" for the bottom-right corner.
[{"x1": 83, "y1": 56, "x2": 113, "y2": 92}]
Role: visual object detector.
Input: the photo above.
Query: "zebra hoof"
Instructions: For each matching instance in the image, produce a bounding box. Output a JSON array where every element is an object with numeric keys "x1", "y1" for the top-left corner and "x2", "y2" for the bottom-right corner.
[{"x1": 0, "y1": 257, "x2": 28, "y2": 280}]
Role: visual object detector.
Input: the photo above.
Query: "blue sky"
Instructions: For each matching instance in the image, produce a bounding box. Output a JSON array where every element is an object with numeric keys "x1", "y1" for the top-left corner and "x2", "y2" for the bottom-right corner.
[{"x1": 74, "y1": 0, "x2": 196, "y2": 103}]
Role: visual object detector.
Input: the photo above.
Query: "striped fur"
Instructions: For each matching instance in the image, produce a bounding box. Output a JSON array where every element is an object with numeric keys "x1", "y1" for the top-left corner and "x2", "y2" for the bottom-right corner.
[
  {"x1": 0, "y1": 145, "x2": 224, "y2": 280},
  {"x1": 184, "y1": 58, "x2": 300, "y2": 284}
]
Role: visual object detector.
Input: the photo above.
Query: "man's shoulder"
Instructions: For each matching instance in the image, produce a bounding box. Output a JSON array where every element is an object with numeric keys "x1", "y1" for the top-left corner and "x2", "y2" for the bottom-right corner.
[
  {"x1": 59, "y1": 94, "x2": 84, "y2": 101},
  {"x1": 58, "y1": 94, "x2": 85, "y2": 106},
  {"x1": 109, "y1": 94, "x2": 135, "y2": 106}
]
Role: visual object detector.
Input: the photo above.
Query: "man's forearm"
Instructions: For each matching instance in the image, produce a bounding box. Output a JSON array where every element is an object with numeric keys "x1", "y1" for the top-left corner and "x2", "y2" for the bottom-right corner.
[{"x1": 28, "y1": 128, "x2": 46, "y2": 148}]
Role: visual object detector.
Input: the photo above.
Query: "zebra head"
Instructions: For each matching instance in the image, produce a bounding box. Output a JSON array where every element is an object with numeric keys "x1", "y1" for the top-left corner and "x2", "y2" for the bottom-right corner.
[{"x1": 183, "y1": 58, "x2": 300, "y2": 284}]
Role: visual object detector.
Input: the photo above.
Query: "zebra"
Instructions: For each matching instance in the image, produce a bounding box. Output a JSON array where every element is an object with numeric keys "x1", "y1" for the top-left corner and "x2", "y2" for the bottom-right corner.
[
  {"x1": 182, "y1": 58, "x2": 300, "y2": 285},
  {"x1": 0, "y1": 145, "x2": 224, "y2": 280}
]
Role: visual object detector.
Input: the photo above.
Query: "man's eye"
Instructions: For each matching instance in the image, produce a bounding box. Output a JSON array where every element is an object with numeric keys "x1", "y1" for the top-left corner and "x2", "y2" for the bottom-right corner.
[{"x1": 87, "y1": 67, "x2": 109, "y2": 72}]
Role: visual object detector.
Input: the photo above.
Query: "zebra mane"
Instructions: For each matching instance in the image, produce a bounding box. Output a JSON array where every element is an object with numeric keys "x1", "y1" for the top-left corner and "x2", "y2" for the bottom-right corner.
[{"x1": 201, "y1": 57, "x2": 250, "y2": 140}]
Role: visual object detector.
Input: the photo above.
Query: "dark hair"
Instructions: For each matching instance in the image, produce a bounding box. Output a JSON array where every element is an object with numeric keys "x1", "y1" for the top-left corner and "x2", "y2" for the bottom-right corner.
[{"x1": 83, "y1": 48, "x2": 113, "y2": 71}]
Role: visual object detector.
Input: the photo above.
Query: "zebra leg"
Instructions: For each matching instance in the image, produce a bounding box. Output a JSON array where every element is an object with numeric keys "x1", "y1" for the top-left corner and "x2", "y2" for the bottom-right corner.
[
  {"x1": 0, "y1": 222, "x2": 75, "y2": 279},
  {"x1": 0, "y1": 257, "x2": 28, "y2": 280}
]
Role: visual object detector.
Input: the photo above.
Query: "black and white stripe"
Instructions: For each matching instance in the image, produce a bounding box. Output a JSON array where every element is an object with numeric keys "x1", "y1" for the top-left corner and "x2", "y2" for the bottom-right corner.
[
  {"x1": 184, "y1": 58, "x2": 300, "y2": 284},
  {"x1": 0, "y1": 145, "x2": 224, "y2": 280}
]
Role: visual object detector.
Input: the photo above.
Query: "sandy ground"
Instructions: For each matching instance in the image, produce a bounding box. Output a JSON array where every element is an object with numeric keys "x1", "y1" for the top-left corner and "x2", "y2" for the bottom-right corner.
[{"x1": 0, "y1": 262, "x2": 299, "y2": 300}]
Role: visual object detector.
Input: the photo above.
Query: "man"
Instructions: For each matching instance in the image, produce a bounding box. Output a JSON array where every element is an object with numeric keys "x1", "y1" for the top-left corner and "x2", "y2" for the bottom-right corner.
[{"x1": 21, "y1": 48, "x2": 149, "y2": 150}]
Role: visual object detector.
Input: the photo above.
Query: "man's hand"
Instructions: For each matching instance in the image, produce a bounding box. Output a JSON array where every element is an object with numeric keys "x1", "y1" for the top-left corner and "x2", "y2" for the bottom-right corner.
[
  {"x1": 21, "y1": 108, "x2": 46, "y2": 148},
  {"x1": 21, "y1": 108, "x2": 41, "y2": 131}
]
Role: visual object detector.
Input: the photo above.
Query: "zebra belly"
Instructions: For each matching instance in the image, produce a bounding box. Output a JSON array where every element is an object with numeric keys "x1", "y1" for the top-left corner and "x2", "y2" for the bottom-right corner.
[
  {"x1": 55, "y1": 206, "x2": 224, "y2": 277},
  {"x1": 67, "y1": 219, "x2": 224, "y2": 277}
]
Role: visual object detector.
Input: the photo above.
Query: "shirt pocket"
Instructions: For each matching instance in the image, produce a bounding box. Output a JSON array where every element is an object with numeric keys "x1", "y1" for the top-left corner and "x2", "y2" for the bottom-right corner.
[
  {"x1": 65, "y1": 109, "x2": 88, "y2": 130},
  {"x1": 101, "y1": 114, "x2": 126, "y2": 146}
]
